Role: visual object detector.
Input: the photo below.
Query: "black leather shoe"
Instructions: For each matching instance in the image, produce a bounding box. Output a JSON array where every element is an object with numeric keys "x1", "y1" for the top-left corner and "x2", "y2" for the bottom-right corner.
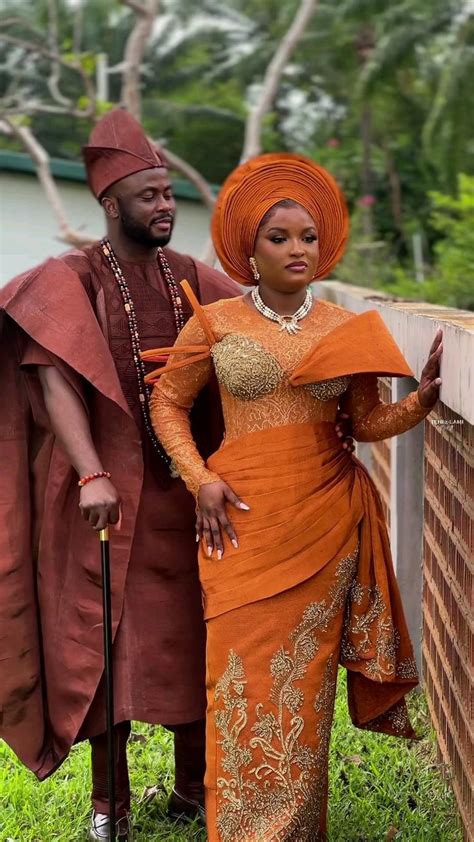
[
  {"x1": 167, "y1": 788, "x2": 206, "y2": 826},
  {"x1": 89, "y1": 810, "x2": 131, "y2": 841}
]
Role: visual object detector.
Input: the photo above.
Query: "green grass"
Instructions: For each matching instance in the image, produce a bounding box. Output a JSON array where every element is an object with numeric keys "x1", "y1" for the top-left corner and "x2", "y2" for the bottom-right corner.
[{"x1": 0, "y1": 673, "x2": 461, "y2": 841}]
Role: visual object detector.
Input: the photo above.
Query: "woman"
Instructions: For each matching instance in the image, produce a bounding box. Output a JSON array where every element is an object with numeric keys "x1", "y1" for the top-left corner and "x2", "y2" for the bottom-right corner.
[{"x1": 145, "y1": 153, "x2": 442, "y2": 841}]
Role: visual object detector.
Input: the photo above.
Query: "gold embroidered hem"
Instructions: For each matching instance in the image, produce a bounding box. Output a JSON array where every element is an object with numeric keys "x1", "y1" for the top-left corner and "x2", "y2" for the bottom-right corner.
[{"x1": 205, "y1": 546, "x2": 359, "y2": 842}]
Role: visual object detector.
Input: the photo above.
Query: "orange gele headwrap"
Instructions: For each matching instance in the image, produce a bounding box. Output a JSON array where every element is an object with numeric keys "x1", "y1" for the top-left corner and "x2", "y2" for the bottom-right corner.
[
  {"x1": 211, "y1": 152, "x2": 349, "y2": 286},
  {"x1": 82, "y1": 108, "x2": 166, "y2": 199}
]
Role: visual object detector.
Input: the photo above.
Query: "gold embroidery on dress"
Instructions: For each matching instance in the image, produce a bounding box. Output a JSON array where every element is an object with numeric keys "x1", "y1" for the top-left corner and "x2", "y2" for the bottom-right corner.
[
  {"x1": 361, "y1": 699, "x2": 412, "y2": 735},
  {"x1": 214, "y1": 546, "x2": 359, "y2": 841},
  {"x1": 396, "y1": 657, "x2": 418, "y2": 680},
  {"x1": 211, "y1": 334, "x2": 283, "y2": 400},
  {"x1": 151, "y1": 296, "x2": 429, "y2": 497},
  {"x1": 303, "y1": 376, "x2": 351, "y2": 402},
  {"x1": 340, "y1": 581, "x2": 398, "y2": 680},
  {"x1": 340, "y1": 580, "x2": 418, "y2": 686}
]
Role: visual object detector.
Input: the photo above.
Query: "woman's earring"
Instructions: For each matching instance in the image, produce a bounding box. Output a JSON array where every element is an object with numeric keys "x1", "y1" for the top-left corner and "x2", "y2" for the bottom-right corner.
[{"x1": 249, "y1": 256, "x2": 260, "y2": 282}]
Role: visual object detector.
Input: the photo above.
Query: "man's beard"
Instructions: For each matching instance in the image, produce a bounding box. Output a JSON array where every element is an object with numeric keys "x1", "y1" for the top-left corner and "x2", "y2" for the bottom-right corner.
[{"x1": 119, "y1": 205, "x2": 174, "y2": 248}]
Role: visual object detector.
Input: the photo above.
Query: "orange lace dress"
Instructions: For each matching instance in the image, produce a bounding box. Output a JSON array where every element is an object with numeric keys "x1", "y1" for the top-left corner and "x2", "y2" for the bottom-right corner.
[{"x1": 149, "y1": 293, "x2": 429, "y2": 842}]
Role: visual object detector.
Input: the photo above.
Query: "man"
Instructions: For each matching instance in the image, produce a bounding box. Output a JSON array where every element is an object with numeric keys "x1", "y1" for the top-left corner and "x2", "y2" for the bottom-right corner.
[
  {"x1": 0, "y1": 109, "x2": 353, "y2": 840},
  {"x1": 0, "y1": 108, "x2": 238, "y2": 841}
]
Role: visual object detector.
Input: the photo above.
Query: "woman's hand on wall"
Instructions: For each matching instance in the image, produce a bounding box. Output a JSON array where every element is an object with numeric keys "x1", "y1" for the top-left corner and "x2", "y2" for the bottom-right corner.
[{"x1": 418, "y1": 329, "x2": 443, "y2": 408}]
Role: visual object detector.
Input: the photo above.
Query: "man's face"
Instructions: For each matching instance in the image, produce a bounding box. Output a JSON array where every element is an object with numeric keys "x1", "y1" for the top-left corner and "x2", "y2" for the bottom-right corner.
[{"x1": 104, "y1": 168, "x2": 176, "y2": 247}]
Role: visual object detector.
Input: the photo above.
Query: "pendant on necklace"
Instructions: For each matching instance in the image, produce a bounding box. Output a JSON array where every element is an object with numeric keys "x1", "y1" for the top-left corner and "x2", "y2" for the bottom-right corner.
[{"x1": 279, "y1": 316, "x2": 302, "y2": 335}]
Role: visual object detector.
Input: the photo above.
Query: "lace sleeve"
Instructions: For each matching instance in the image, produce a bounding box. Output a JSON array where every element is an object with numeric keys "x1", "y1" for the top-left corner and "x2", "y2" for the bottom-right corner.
[
  {"x1": 149, "y1": 314, "x2": 221, "y2": 497},
  {"x1": 342, "y1": 374, "x2": 431, "y2": 442}
]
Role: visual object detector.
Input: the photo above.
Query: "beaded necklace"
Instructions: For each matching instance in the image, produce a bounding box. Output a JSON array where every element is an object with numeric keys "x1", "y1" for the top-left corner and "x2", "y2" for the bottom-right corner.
[
  {"x1": 100, "y1": 238, "x2": 185, "y2": 470},
  {"x1": 251, "y1": 286, "x2": 313, "y2": 334}
]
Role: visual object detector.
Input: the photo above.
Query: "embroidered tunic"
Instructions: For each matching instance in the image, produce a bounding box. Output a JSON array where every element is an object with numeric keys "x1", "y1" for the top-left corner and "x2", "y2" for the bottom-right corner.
[{"x1": 152, "y1": 295, "x2": 428, "y2": 497}]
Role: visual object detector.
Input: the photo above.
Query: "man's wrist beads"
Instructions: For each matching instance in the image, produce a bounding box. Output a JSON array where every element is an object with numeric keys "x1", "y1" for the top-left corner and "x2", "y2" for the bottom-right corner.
[{"x1": 78, "y1": 471, "x2": 111, "y2": 488}]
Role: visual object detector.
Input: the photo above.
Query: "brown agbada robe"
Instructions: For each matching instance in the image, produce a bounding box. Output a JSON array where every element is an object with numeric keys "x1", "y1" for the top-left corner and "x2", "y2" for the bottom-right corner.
[{"x1": 0, "y1": 243, "x2": 238, "y2": 780}]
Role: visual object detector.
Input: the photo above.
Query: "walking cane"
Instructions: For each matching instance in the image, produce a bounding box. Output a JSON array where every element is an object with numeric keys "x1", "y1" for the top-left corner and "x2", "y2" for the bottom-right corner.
[{"x1": 99, "y1": 526, "x2": 116, "y2": 842}]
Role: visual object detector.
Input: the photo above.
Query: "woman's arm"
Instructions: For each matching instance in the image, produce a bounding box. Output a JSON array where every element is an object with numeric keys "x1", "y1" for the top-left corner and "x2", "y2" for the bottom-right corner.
[
  {"x1": 150, "y1": 314, "x2": 249, "y2": 556},
  {"x1": 149, "y1": 315, "x2": 221, "y2": 496},
  {"x1": 341, "y1": 376, "x2": 428, "y2": 442},
  {"x1": 341, "y1": 330, "x2": 443, "y2": 442}
]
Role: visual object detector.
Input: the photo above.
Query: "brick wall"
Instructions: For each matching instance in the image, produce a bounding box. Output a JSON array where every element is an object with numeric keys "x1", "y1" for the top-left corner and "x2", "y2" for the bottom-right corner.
[
  {"x1": 316, "y1": 281, "x2": 474, "y2": 839},
  {"x1": 423, "y1": 404, "x2": 473, "y2": 840}
]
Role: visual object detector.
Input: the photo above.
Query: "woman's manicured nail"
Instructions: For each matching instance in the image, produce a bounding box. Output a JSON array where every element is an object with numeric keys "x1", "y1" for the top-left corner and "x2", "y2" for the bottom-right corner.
[
  {"x1": 239, "y1": 503, "x2": 250, "y2": 511},
  {"x1": 231, "y1": 539, "x2": 238, "y2": 549},
  {"x1": 196, "y1": 534, "x2": 200, "y2": 542},
  {"x1": 217, "y1": 549, "x2": 223, "y2": 560},
  {"x1": 207, "y1": 546, "x2": 213, "y2": 557}
]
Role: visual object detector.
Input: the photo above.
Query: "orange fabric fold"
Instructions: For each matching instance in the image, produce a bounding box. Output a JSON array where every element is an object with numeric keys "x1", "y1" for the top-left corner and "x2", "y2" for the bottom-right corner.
[
  {"x1": 200, "y1": 422, "x2": 418, "y2": 729},
  {"x1": 180, "y1": 279, "x2": 217, "y2": 345},
  {"x1": 143, "y1": 347, "x2": 211, "y2": 383},
  {"x1": 142, "y1": 280, "x2": 214, "y2": 384},
  {"x1": 290, "y1": 310, "x2": 414, "y2": 384}
]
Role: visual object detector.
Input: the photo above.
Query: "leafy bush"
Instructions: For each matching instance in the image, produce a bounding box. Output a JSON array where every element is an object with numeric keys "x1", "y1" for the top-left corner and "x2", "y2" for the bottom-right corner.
[{"x1": 427, "y1": 174, "x2": 474, "y2": 310}]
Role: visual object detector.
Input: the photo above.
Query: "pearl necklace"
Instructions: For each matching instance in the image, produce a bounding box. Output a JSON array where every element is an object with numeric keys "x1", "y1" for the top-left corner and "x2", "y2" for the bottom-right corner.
[
  {"x1": 251, "y1": 286, "x2": 313, "y2": 334},
  {"x1": 101, "y1": 238, "x2": 185, "y2": 472}
]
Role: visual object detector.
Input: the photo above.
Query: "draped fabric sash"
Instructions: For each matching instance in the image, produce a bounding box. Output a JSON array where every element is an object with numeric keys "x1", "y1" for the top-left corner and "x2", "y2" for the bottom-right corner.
[{"x1": 201, "y1": 423, "x2": 418, "y2": 734}]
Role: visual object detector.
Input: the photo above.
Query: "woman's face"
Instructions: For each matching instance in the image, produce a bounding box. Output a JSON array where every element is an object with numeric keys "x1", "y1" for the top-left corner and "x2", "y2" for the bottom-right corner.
[{"x1": 253, "y1": 204, "x2": 319, "y2": 293}]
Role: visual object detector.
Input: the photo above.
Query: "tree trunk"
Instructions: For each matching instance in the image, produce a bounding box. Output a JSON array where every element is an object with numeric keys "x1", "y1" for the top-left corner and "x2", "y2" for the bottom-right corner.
[
  {"x1": 356, "y1": 24, "x2": 376, "y2": 239},
  {"x1": 161, "y1": 146, "x2": 216, "y2": 212},
  {"x1": 121, "y1": 0, "x2": 159, "y2": 121},
  {"x1": 241, "y1": 0, "x2": 319, "y2": 162},
  {"x1": 384, "y1": 143, "x2": 405, "y2": 243},
  {"x1": 360, "y1": 102, "x2": 373, "y2": 238},
  {"x1": 4, "y1": 121, "x2": 94, "y2": 247}
]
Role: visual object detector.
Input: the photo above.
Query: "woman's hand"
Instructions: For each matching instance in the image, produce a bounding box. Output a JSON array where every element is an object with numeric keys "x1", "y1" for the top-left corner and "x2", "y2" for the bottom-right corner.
[
  {"x1": 79, "y1": 478, "x2": 122, "y2": 531},
  {"x1": 335, "y1": 411, "x2": 355, "y2": 453},
  {"x1": 418, "y1": 329, "x2": 443, "y2": 408},
  {"x1": 197, "y1": 481, "x2": 250, "y2": 559}
]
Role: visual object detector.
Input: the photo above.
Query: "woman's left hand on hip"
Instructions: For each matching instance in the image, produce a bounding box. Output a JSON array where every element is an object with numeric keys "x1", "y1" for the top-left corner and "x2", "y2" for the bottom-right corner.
[{"x1": 335, "y1": 411, "x2": 355, "y2": 453}]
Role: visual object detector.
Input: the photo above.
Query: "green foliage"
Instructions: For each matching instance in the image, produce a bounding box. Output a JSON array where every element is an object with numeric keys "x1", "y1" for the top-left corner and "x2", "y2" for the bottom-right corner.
[
  {"x1": 0, "y1": 676, "x2": 461, "y2": 840},
  {"x1": 427, "y1": 174, "x2": 474, "y2": 309},
  {"x1": 338, "y1": 176, "x2": 474, "y2": 309},
  {"x1": 1, "y1": 0, "x2": 473, "y2": 307}
]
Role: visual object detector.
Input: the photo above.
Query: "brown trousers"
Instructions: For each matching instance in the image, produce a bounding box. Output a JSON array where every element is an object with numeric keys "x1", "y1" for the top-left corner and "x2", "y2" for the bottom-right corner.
[{"x1": 90, "y1": 719, "x2": 206, "y2": 817}]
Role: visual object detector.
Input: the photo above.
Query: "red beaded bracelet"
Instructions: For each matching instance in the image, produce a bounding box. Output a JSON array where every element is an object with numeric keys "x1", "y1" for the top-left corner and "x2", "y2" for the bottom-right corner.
[{"x1": 78, "y1": 471, "x2": 111, "y2": 488}]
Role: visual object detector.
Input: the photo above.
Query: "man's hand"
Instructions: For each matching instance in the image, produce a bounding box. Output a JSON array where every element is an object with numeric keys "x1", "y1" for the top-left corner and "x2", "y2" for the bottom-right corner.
[
  {"x1": 38, "y1": 365, "x2": 122, "y2": 531},
  {"x1": 79, "y1": 478, "x2": 122, "y2": 531},
  {"x1": 335, "y1": 411, "x2": 355, "y2": 453}
]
